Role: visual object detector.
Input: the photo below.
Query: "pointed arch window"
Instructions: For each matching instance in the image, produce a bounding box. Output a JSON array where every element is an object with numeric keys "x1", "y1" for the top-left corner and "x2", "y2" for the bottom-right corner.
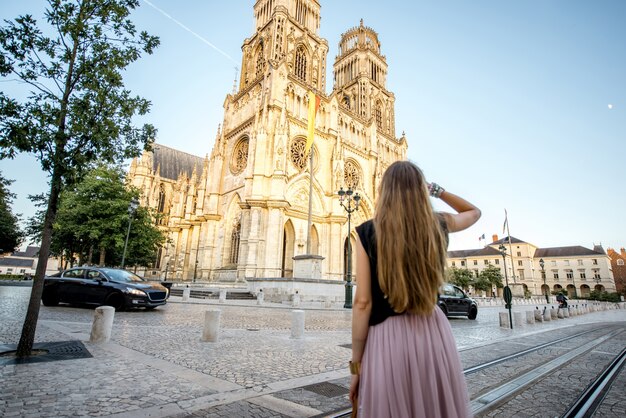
[
  {"x1": 375, "y1": 102, "x2": 383, "y2": 128},
  {"x1": 295, "y1": 46, "x2": 307, "y2": 81},
  {"x1": 256, "y1": 44, "x2": 265, "y2": 79},
  {"x1": 229, "y1": 220, "x2": 241, "y2": 264}
]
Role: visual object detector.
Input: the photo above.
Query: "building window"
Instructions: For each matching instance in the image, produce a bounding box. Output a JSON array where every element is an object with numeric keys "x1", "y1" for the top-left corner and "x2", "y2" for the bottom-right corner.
[
  {"x1": 7, "y1": 268, "x2": 13, "y2": 273},
  {"x1": 375, "y1": 102, "x2": 383, "y2": 128},
  {"x1": 566, "y1": 270, "x2": 574, "y2": 279},
  {"x1": 593, "y1": 270, "x2": 601, "y2": 279},
  {"x1": 473, "y1": 260, "x2": 478, "y2": 266},
  {"x1": 484, "y1": 260, "x2": 489, "y2": 265},
  {"x1": 618, "y1": 259, "x2": 624, "y2": 266},
  {"x1": 461, "y1": 261, "x2": 465, "y2": 267},
  {"x1": 474, "y1": 269, "x2": 479, "y2": 277},
  {"x1": 517, "y1": 251, "x2": 521, "y2": 257},
  {"x1": 592, "y1": 259, "x2": 598, "y2": 265},
  {"x1": 579, "y1": 271, "x2": 586, "y2": 279},
  {"x1": 577, "y1": 259, "x2": 583, "y2": 266},
  {"x1": 553, "y1": 271, "x2": 559, "y2": 279},
  {"x1": 551, "y1": 260, "x2": 557, "y2": 267},
  {"x1": 517, "y1": 270, "x2": 524, "y2": 279},
  {"x1": 295, "y1": 45, "x2": 307, "y2": 81},
  {"x1": 495, "y1": 259, "x2": 499, "y2": 265},
  {"x1": 517, "y1": 260, "x2": 523, "y2": 266},
  {"x1": 451, "y1": 261, "x2": 456, "y2": 267}
]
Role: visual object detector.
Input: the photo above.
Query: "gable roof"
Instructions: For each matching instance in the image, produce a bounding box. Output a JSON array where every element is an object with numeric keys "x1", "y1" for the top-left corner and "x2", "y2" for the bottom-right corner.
[
  {"x1": 490, "y1": 236, "x2": 525, "y2": 245},
  {"x1": 0, "y1": 258, "x2": 34, "y2": 267},
  {"x1": 152, "y1": 143, "x2": 204, "y2": 181},
  {"x1": 448, "y1": 246, "x2": 502, "y2": 258},
  {"x1": 12, "y1": 246, "x2": 39, "y2": 258},
  {"x1": 534, "y1": 246, "x2": 605, "y2": 258}
]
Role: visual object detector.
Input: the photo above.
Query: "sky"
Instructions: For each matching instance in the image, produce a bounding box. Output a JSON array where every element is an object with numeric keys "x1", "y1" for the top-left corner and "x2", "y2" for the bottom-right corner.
[{"x1": 0, "y1": 0, "x2": 624, "y2": 253}]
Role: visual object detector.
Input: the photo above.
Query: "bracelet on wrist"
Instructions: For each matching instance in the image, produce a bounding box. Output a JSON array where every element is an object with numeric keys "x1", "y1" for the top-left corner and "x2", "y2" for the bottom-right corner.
[
  {"x1": 429, "y1": 182, "x2": 445, "y2": 198},
  {"x1": 349, "y1": 361, "x2": 361, "y2": 375}
]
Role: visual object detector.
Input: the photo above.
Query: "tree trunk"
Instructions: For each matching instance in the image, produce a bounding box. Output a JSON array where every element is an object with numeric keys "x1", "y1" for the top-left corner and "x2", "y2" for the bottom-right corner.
[
  {"x1": 16, "y1": 168, "x2": 62, "y2": 357},
  {"x1": 99, "y1": 246, "x2": 106, "y2": 266}
]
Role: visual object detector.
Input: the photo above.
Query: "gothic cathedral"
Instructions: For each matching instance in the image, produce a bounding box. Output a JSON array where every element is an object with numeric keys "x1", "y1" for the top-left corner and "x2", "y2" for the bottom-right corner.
[{"x1": 128, "y1": 0, "x2": 407, "y2": 287}]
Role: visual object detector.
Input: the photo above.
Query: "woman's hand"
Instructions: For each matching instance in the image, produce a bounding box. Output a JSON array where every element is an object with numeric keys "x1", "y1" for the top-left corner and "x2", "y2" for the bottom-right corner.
[{"x1": 349, "y1": 374, "x2": 360, "y2": 404}]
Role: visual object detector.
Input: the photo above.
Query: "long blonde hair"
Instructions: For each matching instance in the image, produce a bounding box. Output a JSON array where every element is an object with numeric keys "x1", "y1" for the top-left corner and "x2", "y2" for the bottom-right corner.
[{"x1": 373, "y1": 161, "x2": 447, "y2": 315}]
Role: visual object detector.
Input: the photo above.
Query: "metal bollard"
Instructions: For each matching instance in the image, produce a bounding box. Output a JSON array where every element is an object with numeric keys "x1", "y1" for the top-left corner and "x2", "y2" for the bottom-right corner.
[
  {"x1": 291, "y1": 310, "x2": 305, "y2": 339},
  {"x1": 90, "y1": 306, "x2": 115, "y2": 343},
  {"x1": 201, "y1": 309, "x2": 221, "y2": 342},
  {"x1": 257, "y1": 289, "x2": 264, "y2": 305}
]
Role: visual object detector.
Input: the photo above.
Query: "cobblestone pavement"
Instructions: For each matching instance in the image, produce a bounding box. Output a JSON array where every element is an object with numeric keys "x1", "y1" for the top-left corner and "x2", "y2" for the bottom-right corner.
[{"x1": 1, "y1": 285, "x2": 625, "y2": 417}]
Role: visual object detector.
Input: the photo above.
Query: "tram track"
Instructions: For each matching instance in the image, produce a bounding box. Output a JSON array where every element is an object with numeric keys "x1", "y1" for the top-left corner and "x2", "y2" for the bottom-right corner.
[{"x1": 325, "y1": 324, "x2": 626, "y2": 418}]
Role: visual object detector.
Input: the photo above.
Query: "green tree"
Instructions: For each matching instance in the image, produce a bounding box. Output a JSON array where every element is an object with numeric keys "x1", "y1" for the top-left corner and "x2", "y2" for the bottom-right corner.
[
  {"x1": 446, "y1": 266, "x2": 474, "y2": 291},
  {"x1": 480, "y1": 264, "x2": 504, "y2": 291},
  {"x1": 0, "y1": 0, "x2": 159, "y2": 356},
  {"x1": 53, "y1": 164, "x2": 164, "y2": 267},
  {"x1": 0, "y1": 171, "x2": 23, "y2": 252}
]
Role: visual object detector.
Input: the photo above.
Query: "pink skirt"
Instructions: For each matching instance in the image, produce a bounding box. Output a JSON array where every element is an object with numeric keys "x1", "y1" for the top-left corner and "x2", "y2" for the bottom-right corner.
[{"x1": 357, "y1": 308, "x2": 471, "y2": 418}]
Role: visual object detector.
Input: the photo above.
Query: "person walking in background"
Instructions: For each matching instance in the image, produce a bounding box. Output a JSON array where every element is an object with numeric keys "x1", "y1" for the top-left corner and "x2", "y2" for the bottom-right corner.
[{"x1": 350, "y1": 160, "x2": 481, "y2": 417}]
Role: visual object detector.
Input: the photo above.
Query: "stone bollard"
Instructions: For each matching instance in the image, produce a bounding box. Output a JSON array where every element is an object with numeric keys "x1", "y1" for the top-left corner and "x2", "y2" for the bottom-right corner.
[
  {"x1": 182, "y1": 286, "x2": 190, "y2": 302},
  {"x1": 292, "y1": 291, "x2": 301, "y2": 307},
  {"x1": 499, "y1": 312, "x2": 510, "y2": 328},
  {"x1": 534, "y1": 308, "x2": 544, "y2": 322},
  {"x1": 291, "y1": 310, "x2": 305, "y2": 339},
  {"x1": 543, "y1": 307, "x2": 551, "y2": 322},
  {"x1": 526, "y1": 310, "x2": 535, "y2": 325},
  {"x1": 551, "y1": 308, "x2": 557, "y2": 320},
  {"x1": 90, "y1": 306, "x2": 115, "y2": 343},
  {"x1": 557, "y1": 309, "x2": 564, "y2": 319},
  {"x1": 513, "y1": 312, "x2": 524, "y2": 327},
  {"x1": 563, "y1": 308, "x2": 570, "y2": 318},
  {"x1": 201, "y1": 309, "x2": 221, "y2": 342},
  {"x1": 219, "y1": 290, "x2": 227, "y2": 304},
  {"x1": 257, "y1": 289, "x2": 264, "y2": 305}
]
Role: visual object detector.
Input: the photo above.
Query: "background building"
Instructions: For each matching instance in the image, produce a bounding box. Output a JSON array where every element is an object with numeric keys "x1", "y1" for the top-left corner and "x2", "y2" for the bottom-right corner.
[
  {"x1": 128, "y1": 0, "x2": 406, "y2": 298},
  {"x1": 607, "y1": 248, "x2": 626, "y2": 295},
  {"x1": 447, "y1": 234, "x2": 616, "y2": 298}
]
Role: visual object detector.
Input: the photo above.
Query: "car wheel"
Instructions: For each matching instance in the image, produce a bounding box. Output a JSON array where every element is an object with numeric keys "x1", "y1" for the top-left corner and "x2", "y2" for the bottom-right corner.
[
  {"x1": 106, "y1": 292, "x2": 125, "y2": 311},
  {"x1": 438, "y1": 303, "x2": 448, "y2": 317},
  {"x1": 41, "y1": 289, "x2": 59, "y2": 306},
  {"x1": 468, "y1": 306, "x2": 478, "y2": 320}
]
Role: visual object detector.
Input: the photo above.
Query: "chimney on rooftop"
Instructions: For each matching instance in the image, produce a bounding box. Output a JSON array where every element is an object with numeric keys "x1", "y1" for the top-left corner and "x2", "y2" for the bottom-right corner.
[
  {"x1": 621, "y1": 248, "x2": 626, "y2": 257},
  {"x1": 492, "y1": 234, "x2": 499, "y2": 243}
]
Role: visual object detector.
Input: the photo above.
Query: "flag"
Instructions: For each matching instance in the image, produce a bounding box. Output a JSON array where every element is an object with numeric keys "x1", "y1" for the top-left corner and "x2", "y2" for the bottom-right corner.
[
  {"x1": 502, "y1": 209, "x2": 509, "y2": 235},
  {"x1": 305, "y1": 91, "x2": 321, "y2": 155},
  {"x1": 478, "y1": 234, "x2": 485, "y2": 241}
]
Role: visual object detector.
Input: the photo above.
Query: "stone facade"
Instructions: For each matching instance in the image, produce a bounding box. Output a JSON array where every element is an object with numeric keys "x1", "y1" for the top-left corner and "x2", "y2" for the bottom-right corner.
[
  {"x1": 128, "y1": 0, "x2": 406, "y2": 285},
  {"x1": 447, "y1": 235, "x2": 617, "y2": 298},
  {"x1": 607, "y1": 247, "x2": 626, "y2": 295}
]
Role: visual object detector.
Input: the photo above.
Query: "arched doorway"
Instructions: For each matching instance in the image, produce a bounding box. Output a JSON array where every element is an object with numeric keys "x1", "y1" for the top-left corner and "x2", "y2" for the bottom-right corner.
[
  {"x1": 580, "y1": 284, "x2": 591, "y2": 298},
  {"x1": 566, "y1": 284, "x2": 577, "y2": 298},
  {"x1": 343, "y1": 233, "x2": 356, "y2": 282},
  {"x1": 282, "y1": 220, "x2": 295, "y2": 278}
]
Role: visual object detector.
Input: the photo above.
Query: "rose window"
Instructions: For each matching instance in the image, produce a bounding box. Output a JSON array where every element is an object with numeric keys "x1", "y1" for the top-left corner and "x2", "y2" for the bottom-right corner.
[
  {"x1": 344, "y1": 161, "x2": 360, "y2": 189},
  {"x1": 231, "y1": 139, "x2": 249, "y2": 174}
]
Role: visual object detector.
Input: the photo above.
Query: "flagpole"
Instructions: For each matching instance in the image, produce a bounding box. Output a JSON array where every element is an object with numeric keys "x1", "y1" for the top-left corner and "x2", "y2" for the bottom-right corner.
[
  {"x1": 505, "y1": 210, "x2": 516, "y2": 283},
  {"x1": 306, "y1": 150, "x2": 313, "y2": 254}
]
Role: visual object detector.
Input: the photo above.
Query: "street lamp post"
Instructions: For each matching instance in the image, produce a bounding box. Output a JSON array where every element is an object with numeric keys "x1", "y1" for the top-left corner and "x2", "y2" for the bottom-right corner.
[
  {"x1": 499, "y1": 244, "x2": 513, "y2": 329},
  {"x1": 540, "y1": 258, "x2": 549, "y2": 304},
  {"x1": 121, "y1": 197, "x2": 139, "y2": 269},
  {"x1": 338, "y1": 186, "x2": 361, "y2": 309}
]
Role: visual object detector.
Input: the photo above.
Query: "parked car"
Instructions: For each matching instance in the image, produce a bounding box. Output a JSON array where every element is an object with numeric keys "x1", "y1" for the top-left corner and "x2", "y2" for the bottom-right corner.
[
  {"x1": 41, "y1": 267, "x2": 169, "y2": 311},
  {"x1": 438, "y1": 283, "x2": 478, "y2": 319}
]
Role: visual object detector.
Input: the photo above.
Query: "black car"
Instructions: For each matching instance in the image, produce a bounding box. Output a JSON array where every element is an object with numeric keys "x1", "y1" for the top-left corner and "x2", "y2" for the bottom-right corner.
[
  {"x1": 42, "y1": 267, "x2": 169, "y2": 311},
  {"x1": 438, "y1": 283, "x2": 478, "y2": 320}
]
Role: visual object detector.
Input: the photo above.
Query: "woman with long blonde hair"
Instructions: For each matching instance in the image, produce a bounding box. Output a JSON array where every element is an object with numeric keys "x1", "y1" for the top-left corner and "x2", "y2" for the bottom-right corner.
[{"x1": 350, "y1": 160, "x2": 480, "y2": 417}]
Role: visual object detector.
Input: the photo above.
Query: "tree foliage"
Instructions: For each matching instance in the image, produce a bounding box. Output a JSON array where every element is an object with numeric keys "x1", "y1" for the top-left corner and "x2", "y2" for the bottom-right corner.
[
  {"x1": 0, "y1": 171, "x2": 23, "y2": 252},
  {"x1": 52, "y1": 164, "x2": 165, "y2": 267},
  {"x1": 445, "y1": 267, "x2": 474, "y2": 290},
  {"x1": 479, "y1": 264, "x2": 504, "y2": 289},
  {"x1": 0, "y1": 0, "x2": 159, "y2": 356}
]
